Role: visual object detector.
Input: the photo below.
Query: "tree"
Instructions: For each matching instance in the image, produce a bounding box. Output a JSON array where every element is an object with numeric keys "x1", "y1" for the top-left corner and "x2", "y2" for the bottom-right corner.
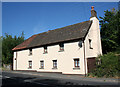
[
  {"x1": 99, "y1": 8, "x2": 120, "y2": 54},
  {"x1": 2, "y1": 32, "x2": 25, "y2": 65},
  {"x1": 0, "y1": 37, "x2": 2, "y2": 64}
]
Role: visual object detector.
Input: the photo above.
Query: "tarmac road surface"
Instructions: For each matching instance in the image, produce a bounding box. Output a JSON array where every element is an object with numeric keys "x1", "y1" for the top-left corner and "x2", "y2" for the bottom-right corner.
[{"x1": 1, "y1": 71, "x2": 119, "y2": 87}]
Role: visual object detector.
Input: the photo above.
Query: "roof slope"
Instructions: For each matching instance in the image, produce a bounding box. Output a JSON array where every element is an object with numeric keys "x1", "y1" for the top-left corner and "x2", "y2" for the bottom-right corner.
[
  {"x1": 12, "y1": 35, "x2": 37, "y2": 50},
  {"x1": 13, "y1": 20, "x2": 92, "y2": 51}
]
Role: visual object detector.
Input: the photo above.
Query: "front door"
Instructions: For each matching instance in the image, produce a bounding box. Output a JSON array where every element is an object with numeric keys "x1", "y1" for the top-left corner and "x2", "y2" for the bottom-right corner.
[{"x1": 87, "y1": 58, "x2": 96, "y2": 73}]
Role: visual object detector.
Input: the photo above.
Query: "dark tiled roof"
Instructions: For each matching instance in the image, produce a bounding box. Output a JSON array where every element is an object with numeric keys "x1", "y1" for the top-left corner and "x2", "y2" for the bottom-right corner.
[
  {"x1": 12, "y1": 20, "x2": 92, "y2": 51},
  {"x1": 12, "y1": 35, "x2": 37, "y2": 50}
]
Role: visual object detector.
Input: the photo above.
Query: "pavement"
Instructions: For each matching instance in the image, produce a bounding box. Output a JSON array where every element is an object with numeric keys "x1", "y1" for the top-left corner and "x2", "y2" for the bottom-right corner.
[{"x1": 1, "y1": 70, "x2": 120, "y2": 87}]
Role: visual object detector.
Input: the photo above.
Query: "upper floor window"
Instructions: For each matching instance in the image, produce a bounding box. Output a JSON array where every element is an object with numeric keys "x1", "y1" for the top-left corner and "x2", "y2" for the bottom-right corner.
[
  {"x1": 40, "y1": 60, "x2": 44, "y2": 69},
  {"x1": 78, "y1": 40, "x2": 83, "y2": 48},
  {"x1": 59, "y1": 43, "x2": 64, "y2": 51},
  {"x1": 29, "y1": 48, "x2": 32, "y2": 55},
  {"x1": 89, "y1": 39, "x2": 93, "y2": 49},
  {"x1": 52, "y1": 60, "x2": 57, "y2": 69},
  {"x1": 28, "y1": 61, "x2": 32, "y2": 69},
  {"x1": 44, "y1": 46, "x2": 48, "y2": 54}
]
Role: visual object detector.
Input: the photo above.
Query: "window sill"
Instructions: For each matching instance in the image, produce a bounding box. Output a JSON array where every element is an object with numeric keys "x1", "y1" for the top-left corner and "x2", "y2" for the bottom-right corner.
[
  {"x1": 43, "y1": 52, "x2": 48, "y2": 54},
  {"x1": 28, "y1": 67, "x2": 32, "y2": 69},
  {"x1": 52, "y1": 67, "x2": 57, "y2": 69},
  {"x1": 90, "y1": 47, "x2": 93, "y2": 49},
  {"x1": 73, "y1": 67, "x2": 80, "y2": 70},
  {"x1": 58, "y1": 50, "x2": 64, "y2": 52},
  {"x1": 28, "y1": 54, "x2": 32, "y2": 56},
  {"x1": 39, "y1": 68, "x2": 44, "y2": 69}
]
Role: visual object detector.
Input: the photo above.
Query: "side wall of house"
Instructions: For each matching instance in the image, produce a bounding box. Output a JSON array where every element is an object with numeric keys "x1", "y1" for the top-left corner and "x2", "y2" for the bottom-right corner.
[
  {"x1": 85, "y1": 17, "x2": 102, "y2": 58},
  {"x1": 84, "y1": 17, "x2": 102, "y2": 73}
]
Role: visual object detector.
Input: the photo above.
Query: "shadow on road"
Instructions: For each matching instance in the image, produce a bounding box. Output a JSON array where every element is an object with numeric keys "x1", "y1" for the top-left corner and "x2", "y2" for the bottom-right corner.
[{"x1": 2, "y1": 76, "x2": 116, "y2": 87}]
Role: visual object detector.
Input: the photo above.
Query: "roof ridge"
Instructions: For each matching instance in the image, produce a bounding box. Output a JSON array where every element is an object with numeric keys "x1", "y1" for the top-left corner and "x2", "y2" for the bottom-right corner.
[{"x1": 35, "y1": 20, "x2": 90, "y2": 35}]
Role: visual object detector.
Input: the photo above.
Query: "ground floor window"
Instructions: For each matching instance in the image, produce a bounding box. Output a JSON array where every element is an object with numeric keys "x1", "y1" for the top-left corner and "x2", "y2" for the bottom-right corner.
[
  {"x1": 40, "y1": 60, "x2": 44, "y2": 69},
  {"x1": 53, "y1": 60, "x2": 57, "y2": 69},
  {"x1": 74, "y1": 59, "x2": 80, "y2": 68},
  {"x1": 28, "y1": 61, "x2": 32, "y2": 69}
]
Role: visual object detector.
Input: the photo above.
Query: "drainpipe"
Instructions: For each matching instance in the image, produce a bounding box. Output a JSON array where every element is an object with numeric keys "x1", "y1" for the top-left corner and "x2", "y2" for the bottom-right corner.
[
  {"x1": 16, "y1": 51, "x2": 17, "y2": 70},
  {"x1": 83, "y1": 39, "x2": 86, "y2": 76},
  {"x1": 13, "y1": 51, "x2": 17, "y2": 71}
]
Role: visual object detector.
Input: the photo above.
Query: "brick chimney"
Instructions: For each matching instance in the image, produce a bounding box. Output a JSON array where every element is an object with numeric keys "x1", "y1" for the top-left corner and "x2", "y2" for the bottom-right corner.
[{"x1": 90, "y1": 6, "x2": 97, "y2": 18}]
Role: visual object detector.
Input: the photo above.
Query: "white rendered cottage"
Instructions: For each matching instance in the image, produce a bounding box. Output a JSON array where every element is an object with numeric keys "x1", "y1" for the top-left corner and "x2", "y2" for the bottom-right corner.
[{"x1": 12, "y1": 6, "x2": 102, "y2": 75}]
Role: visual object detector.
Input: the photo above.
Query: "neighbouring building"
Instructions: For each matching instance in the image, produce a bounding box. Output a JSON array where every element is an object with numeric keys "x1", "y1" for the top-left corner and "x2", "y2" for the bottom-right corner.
[{"x1": 12, "y1": 6, "x2": 102, "y2": 75}]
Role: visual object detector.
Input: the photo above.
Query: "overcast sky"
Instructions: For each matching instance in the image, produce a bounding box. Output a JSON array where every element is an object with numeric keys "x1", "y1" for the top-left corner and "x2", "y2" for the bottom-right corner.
[{"x1": 2, "y1": 2, "x2": 118, "y2": 39}]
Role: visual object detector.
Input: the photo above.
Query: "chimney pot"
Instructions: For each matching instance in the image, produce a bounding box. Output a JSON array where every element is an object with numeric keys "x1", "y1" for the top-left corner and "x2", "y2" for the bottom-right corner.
[
  {"x1": 91, "y1": 6, "x2": 94, "y2": 10},
  {"x1": 90, "y1": 6, "x2": 98, "y2": 19}
]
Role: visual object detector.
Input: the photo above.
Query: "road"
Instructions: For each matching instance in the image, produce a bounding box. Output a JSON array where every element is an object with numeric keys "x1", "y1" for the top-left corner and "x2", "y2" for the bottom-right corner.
[{"x1": 1, "y1": 71, "x2": 119, "y2": 87}]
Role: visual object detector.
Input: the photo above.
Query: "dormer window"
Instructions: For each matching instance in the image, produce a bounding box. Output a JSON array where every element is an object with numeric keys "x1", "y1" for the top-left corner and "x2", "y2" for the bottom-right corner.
[
  {"x1": 89, "y1": 39, "x2": 93, "y2": 49},
  {"x1": 44, "y1": 46, "x2": 48, "y2": 54},
  {"x1": 29, "y1": 48, "x2": 32, "y2": 55},
  {"x1": 59, "y1": 43, "x2": 64, "y2": 51}
]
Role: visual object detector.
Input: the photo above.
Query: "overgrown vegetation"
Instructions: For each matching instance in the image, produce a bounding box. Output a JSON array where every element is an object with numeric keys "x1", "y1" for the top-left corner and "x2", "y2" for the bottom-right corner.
[
  {"x1": 2, "y1": 32, "x2": 25, "y2": 65},
  {"x1": 88, "y1": 52, "x2": 120, "y2": 78},
  {"x1": 88, "y1": 8, "x2": 120, "y2": 78}
]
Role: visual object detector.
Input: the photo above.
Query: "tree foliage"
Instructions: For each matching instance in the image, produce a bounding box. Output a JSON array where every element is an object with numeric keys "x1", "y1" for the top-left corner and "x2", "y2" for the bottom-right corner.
[
  {"x1": 2, "y1": 32, "x2": 25, "y2": 65},
  {"x1": 99, "y1": 8, "x2": 120, "y2": 54},
  {"x1": 0, "y1": 37, "x2": 2, "y2": 63}
]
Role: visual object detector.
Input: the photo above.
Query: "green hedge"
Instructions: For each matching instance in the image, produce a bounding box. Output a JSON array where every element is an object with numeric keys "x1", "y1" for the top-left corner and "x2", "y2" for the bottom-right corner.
[{"x1": 89, "y1": 52, "x2": 120, "y2": 77}]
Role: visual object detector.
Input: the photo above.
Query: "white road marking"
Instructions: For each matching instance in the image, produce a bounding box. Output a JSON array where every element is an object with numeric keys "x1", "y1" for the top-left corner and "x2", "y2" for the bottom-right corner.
[
  {"x1": 0, "y1": 75, "x2": 2, "y2": 78},
  {"x1": 24, "y1": 80, "x2": 32, "y2": 83},
  {"x1": 4, "y1": 76, "x2": 10, "y2": 78},
  {"x1": 33, "y1": 82, "x2": 49, "y2": 86}
]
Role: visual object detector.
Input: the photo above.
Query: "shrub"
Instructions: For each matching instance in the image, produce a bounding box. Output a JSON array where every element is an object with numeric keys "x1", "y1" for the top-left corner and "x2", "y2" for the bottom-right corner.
[{"x1": 89, "y1": 52, "x2": 120, "y2": 77}]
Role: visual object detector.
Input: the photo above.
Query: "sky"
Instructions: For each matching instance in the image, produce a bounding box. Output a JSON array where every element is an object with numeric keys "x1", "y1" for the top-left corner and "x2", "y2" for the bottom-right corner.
[{"x1": 2, "y1": 2, "x2": 118, "y2": 39}]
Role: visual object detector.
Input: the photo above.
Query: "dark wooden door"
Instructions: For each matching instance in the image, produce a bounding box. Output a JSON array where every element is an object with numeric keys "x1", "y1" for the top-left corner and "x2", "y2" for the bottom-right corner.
[{"x1": 87, "y1": 58, "x2": 96, "y2": 73}]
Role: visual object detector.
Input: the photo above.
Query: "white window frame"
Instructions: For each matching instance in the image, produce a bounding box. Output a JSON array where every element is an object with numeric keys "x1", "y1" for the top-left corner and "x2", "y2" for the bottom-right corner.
[
  {"x1": 40, "y1": 60, "x2": 44, "y2": 69},
  {"x1": 53, "y1": 60, "x2": 57, "y2": 69},
  {"x1": 28, "y1": 61, "x2": 32, "y2": 69}
]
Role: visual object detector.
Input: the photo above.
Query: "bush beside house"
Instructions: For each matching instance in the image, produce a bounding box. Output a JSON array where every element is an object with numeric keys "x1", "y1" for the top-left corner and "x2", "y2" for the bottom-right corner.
[{"x1": 88, "y1": 52, "x2": 120, "y2": 78}]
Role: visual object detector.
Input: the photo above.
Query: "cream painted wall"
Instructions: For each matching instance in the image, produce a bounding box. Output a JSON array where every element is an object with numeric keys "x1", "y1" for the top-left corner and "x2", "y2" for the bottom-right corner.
[
  {"x1": 13, "y1": 17, "x2": 102, "y2": 74},
  {"x1": 85, "y1": 17, "x2": 102, "y2": 58},
  {"x1": 84, "y1": 17, "x2": 102, "y2": 73},
  {"x1": 13, "y1": 41, "x2": 85, "y2": 74}
]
